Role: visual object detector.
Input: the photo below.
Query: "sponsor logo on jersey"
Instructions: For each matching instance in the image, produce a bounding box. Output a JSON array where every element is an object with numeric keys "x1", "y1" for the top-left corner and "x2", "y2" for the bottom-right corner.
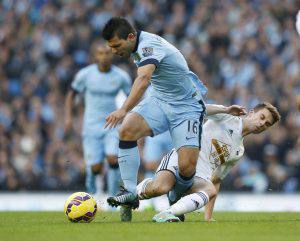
[{"x1": 209, "y1": 139, "x2": 231, "y2": 171}]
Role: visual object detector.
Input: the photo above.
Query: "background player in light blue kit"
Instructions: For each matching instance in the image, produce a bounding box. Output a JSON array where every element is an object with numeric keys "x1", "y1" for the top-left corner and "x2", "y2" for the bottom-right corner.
[
  {"x1": 102, "y1": 17, "x2": 208, "y2": 210},
  {"x1": 64, "y1": 43, "x2": 131, "y2": 195},
  {"x1": 143, "y1": 131, "x2": 173, "y2": 179}
]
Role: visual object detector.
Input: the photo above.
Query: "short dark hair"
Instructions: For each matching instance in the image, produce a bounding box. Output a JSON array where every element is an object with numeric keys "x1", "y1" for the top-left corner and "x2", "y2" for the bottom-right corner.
[
  {"x1": 253, "y1": 102, "x2": 281, "y2": 125},
  {"x1": 102, "y1": 17, "x2": 136, "y2": 40}
]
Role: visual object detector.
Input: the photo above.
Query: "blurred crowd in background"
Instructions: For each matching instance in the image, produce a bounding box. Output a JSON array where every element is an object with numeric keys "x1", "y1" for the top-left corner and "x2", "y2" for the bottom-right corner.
[{"x1": 0, "y1": 0, "x2": 299, "y2": 193}]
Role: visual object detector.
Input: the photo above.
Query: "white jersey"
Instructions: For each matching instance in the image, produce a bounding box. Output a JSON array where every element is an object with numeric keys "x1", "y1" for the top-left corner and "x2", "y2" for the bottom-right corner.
[
  {"x1": 196, "y1": 114, "x2": 244, "y2": 181},
  {"x1": 156, "y1": 114, "x2": 245, "y2": 182}
]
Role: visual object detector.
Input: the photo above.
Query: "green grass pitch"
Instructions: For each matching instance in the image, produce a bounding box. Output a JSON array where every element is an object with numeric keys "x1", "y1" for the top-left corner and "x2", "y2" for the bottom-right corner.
[{"x1": 0, "y1": 211, "x2": 299, "y2": 241}]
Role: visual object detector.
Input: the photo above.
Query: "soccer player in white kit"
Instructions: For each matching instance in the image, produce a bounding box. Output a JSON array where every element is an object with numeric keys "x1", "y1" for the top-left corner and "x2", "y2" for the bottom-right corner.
[
  {"x1": 64, "y1": 44, "x2": 131, "y2": 195},
  {"x1": 137, "y1": 102, "x2": 281, "y2": 222}
]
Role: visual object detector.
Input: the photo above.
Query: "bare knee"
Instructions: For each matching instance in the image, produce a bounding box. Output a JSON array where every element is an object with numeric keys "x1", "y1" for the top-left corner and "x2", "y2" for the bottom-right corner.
[
  {"x1": 119, "y1": 125, "x2": 137, "y2": 140},
  {"x1": 91, "y1": 163, "x2": 102, "y2": 174},
  {"x1": 178, "y1": 157, "x2": 197, "y2": 177},
  {"x1": 118, "y1": 113, "x2": 152, "y2": 141},
  {"x1": 106, "y1": 155, "x2": 118, "y2": 165},
  {"x1": 178, "y1": 148, "x2": 199, "y2": 177}
]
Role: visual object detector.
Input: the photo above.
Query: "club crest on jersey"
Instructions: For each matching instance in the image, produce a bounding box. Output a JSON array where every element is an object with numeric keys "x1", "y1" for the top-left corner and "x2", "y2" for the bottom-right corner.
[{"x1": 142, "y1": 47, "x2": 153, "y2": 57}]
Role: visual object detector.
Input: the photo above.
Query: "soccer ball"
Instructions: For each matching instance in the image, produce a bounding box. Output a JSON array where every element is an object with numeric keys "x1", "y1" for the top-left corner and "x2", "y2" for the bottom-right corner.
[{"x1": 64, "y1": 192, "x2": 98, "y2": 223}]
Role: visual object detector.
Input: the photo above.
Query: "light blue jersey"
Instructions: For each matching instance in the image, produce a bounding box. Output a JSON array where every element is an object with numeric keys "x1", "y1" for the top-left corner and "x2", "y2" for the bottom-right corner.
[
  {"x1": 131, "y1": 31, "x2": 207, "y2": 102},
  {"x1": 130, "y1": 31, "x2": 207, "y2": 149},
  {"x1": 71, "y1": 64, "x2": 131, "y2": 136}
]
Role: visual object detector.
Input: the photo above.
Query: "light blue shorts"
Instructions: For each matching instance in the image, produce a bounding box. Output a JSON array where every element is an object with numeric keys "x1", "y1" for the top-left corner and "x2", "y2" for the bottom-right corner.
[
  {"x1": 132, "y1": 96, "x2": 206, "y2": 149},
  {"x1": 82, "y1": 129, "x2": 118, "y2": 166},
  {"x1": 144, "y1": 131, "x2": 173, "y2": 163}
]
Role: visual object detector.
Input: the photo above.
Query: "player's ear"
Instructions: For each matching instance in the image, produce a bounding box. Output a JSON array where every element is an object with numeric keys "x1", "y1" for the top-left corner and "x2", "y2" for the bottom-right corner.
[{"x1": 127, "y1": 33, "x2": 135, "y2": 41}]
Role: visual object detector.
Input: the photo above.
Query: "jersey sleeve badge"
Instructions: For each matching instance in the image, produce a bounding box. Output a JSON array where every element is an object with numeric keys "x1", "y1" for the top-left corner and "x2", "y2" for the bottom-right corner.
[{"x1": 142, "y1": 47, "x2": 153, "y2": 57}]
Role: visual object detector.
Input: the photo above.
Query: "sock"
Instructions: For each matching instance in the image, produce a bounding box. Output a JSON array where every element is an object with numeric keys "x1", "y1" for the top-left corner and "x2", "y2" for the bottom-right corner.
[
  {"x1": 145, "y1": 170, "x2": 155, "y2": 179},
  {"x1": 169, "y1": 191, "x2": 209, "y2": 216},
  {"x1": 136, "y1": 178, "x2": 153, "y2": 199},
  {"x1": 169, "y1": 170, "x2": 195, "y2": 203},
  {"x1": 118, "y1": 140, "x2": 140, "y2": 194},
  {"x1": 85, "y1": 167, "x2": 96, "y2": 194},
  {"x1": 95, "y1": 174, "x2": 104, "y2": 195},
  {"x1": 107, "y1": 163, "x2": 121, "y2": 196}
]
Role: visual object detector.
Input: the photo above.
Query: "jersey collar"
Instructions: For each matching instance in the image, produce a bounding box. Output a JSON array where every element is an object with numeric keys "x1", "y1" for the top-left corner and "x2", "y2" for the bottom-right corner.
[{"x1": 132, "y1": 30, "x2": 141, "y2": 53}]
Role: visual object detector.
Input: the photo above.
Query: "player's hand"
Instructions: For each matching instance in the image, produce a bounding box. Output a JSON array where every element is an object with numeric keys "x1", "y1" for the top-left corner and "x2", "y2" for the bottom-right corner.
[
  {"x1": 205, "y1": 218, "x2": 216, "y2": 222},
  {"x1": 64, "y1": 118, "x2": 73, "y2": 133},
  {"x1": 104, "y1": 108, "x2": 127, "y2": 129},
  {"x1": 226, "y1": 105, "x2": 246, "y2": 116}
]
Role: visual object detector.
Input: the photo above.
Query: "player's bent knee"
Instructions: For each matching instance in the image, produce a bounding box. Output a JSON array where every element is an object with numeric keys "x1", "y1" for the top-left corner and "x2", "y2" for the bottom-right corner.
[
  {"x1": 198, "y1": 182, "x2": 217, "y2": 198},
  {"x1": 118, "y1": 125, "x2": 137, "y2": 140},
  {"x1": 107, "y1": 155, "x2": 118, "y2": 165},
  {"x1": 91, "y1": 163, "x2": 102, "y2": 174},
  {"x1": 179, "y1": 160, "x2": 197, "y2": 177},
  {"x1": 178, "y1": 148, "x2": 198, "y2": 177}
]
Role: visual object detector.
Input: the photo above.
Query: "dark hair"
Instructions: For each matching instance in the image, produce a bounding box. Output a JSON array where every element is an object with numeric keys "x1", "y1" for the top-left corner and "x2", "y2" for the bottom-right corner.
[
  {"x1": 102, "y1": 17, "x2": 136, "y2": 40},
  {"x1": 253, "y1": 102, "x2": 281, "y2": 125}
]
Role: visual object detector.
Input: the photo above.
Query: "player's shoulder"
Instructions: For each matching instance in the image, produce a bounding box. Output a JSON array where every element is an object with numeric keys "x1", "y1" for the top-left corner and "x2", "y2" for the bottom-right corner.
[
  {"x1": 208, "y1": 113, "x2": 242, "y2": 126},
  {"x1": 111, "y1": 65, "x2": 127, "y2": 74},
  {"x1": 111, "y1": 65, "x2": 130, "y2": 80},
  {"x1": 138, "y1": 31, "x2": 164, "y2": 50},
  {"x1": 77, "y1": 63, "x2": 97, "y2": 75},
  {"x1": 217, "y1": 114, "x2": 243, "y2": 134}
]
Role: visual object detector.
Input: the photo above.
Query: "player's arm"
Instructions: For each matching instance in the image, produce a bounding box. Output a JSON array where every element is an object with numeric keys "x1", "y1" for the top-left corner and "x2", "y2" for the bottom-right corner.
[
  {"x1": 122, "y1": 64, "x2": 154, "y2": 110},
  {"x1": 206, "y1": 104, "x2": 246, "y2": 116},
  {"x1": 64, "y1": 68, "x2": 86, "y2": 132},
  {"x1": 64, "y1": 89, "x2": 77, "y2": 133},
  {"x1": 204, "y1": 175, "x2": 221, "y2": 221},
  {"x1": 105, "y1": 64, "x2": 154, "y2": 129}
]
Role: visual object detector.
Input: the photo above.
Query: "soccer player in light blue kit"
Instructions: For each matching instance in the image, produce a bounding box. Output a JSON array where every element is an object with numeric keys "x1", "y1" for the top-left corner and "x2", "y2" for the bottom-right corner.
[
  {"x1": 64, "y1": 43, "x2": 131, "y2": 195},
  {"x1": 102, "y1": 17, "x2": 207, "y2": 210}
]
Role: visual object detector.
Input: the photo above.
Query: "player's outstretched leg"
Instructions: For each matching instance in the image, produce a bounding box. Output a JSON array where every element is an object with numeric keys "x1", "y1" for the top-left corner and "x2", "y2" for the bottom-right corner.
[
  {"x1": 154, "y1": 177, "x2": 216, "y2": 222},
  {"x1": 107, "y1": 113, "x2": 152, "y2": 209},
  {"x1": 137, "y1": 171, "x2": 175, "y2": 200}
]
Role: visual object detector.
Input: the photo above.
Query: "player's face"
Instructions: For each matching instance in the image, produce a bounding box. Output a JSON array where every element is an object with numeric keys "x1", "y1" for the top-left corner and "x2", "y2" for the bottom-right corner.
[
  {"x1": 248, "y1": 108, "x2": 274, "y2": 134},
  {"x1": 95, "y1": 46, "x2": 113, "y2": 66},
  {"x1": 107, "y1": 34, "x2": 135, "y2": 58}
]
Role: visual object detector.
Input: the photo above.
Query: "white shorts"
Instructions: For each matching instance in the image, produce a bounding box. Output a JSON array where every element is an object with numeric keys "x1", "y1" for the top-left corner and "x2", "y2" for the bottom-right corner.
[{"x1": 156, "y1": 148, "x2": 212, "y2": 182}]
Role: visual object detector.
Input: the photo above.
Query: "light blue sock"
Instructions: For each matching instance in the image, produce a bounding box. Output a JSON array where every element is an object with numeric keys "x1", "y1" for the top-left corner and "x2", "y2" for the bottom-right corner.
[
  {"x1": 85, "y1": 167, "x2": 96, "y2": 194},
  {"x1": 118, "y1": 140, "x2": 140, "y2": 194},
  {"x1": 107, "y1": 165, "x2": 121, "y2": 196},
  {"x1": 145, "y1": 171, "x2": 155, "y2": 179},
  {"x1": 169, "y1": 169, "x2": 195, "y2": 203}
]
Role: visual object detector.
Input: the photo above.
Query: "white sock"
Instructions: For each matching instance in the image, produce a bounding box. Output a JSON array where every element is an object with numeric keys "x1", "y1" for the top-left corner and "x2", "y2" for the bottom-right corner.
[
  {"x1": 169, "y1": 191, "x2": 209, "y2": 216},
  {"x1": 136, "y1": 178, "x2": 152, "y2": 200}
]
